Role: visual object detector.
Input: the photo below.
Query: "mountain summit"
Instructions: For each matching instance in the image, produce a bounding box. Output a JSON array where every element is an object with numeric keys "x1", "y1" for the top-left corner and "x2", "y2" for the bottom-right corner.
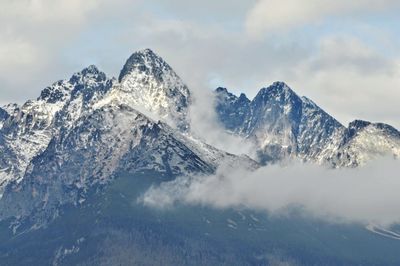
[{"x1": 112, "y1": 49, "x2": 191, "y2": 130}]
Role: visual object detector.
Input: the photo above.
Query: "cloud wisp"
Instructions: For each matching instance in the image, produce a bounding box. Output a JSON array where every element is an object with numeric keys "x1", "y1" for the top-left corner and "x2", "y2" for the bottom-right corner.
[
  {"x1": 141, "y1": 157, "x2": 400, "y2": 226},
  {"x1": 187, "y1": 87, "x2": 257, "y2": 157}
]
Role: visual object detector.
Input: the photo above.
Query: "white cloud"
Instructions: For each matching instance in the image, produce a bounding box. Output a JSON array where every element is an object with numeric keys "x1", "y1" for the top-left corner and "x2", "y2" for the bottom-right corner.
[
  {"x1": 245, "y1": 0, "x2": 400, "y2": 37},
  {"x1": 284, "y1": 35, "x2": 400, "y2": 128},
  {"x1": 141, "y1": 157, "x2": 400, "y2": 226}
]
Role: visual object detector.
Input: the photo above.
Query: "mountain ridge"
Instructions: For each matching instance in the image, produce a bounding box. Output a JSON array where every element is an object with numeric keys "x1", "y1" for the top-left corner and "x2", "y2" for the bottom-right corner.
[{"x1": 215, "y1": 81, "x2": 399, "y2": 166}]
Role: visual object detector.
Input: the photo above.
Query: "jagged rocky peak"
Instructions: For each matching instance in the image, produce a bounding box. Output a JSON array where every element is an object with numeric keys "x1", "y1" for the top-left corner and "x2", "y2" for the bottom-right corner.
[
  {"x1": 69, "y1": 65, "x2": 109, "y2": 85},
  {"x1": 215, "y1": 87, "x2": 250, "y2": 102},
  {"x1": 347, "y1": 120, "x2": 372, "y2": 138},
  {"x1": 37, "y1": 65, "x2": 110, "y2": 105},
  {"x1": 252, "y1": 82, "x2": 303, "y2": 124},
  {"x1": 98, "y1": 48, "x2": 191, "y2": 131},
  {"x1": 256, "y1": 81, "x2": 296, "y2": 98},
  {"x1": 119, "y1": 48, "x2": 171, "y2": 83},
  {"x1": 68, "y1": 65, "x2": 113, "y2": 100},
  {"x1": 118, "y1": 48, "x2": 190, "y2": 97},
  {"x1": 331, "y1": 120, "x2": 400, "y2": 167},
  {"x1": 347, "y1": 120, "x2": 400, "y2": 139},
  {"x1": 38, "y1": 80, "x2": 73, "y2": 104},
  {"x1": 214, "y1": 87, "x2": 251, "y2": 133},
  {"x1": 0, "y1": 64, "x2": 115, "y2": 194}
]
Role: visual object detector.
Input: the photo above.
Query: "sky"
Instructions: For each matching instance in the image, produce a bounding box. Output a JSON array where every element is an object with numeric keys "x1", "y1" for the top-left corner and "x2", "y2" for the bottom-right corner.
[{"x1": 1, "y1": 0, "x2": 399, "y2": 128}]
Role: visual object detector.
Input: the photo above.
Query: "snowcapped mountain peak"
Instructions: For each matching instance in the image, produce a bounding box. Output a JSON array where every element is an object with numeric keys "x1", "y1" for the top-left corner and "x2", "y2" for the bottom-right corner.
[
  {"x1": 119, "y1": 48, "x2": 172, "y2": 83},
  {"x1": 256, "y1": 81, "x2": 297, "y2": 101},
  {"x1": 69, "y1": 65, "x2": 110, "y2": 87},
  {"x1": 97, "y1": 49, "x2": 192, "y2": 131},
  {"x1": 332, "y1": 120, "x2": 400, "y2": 167},
  {"x1": 347, "y1": 120, "x2": 400, "y2": 140}
]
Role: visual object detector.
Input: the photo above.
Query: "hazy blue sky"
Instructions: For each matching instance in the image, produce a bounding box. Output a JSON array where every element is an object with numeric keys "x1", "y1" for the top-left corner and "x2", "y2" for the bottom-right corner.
[{"x1": 1, "y1": 0, "x2": 399, "y2": 128}]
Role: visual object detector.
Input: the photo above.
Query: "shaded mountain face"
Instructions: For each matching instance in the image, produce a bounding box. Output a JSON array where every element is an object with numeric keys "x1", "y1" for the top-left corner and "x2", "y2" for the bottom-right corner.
[
  {"x1": 332, "y1": 120, "x2": 400, "y2": 167},
  {"x1": 215, "y1": 82, "x2": 400, "y2": 166},
  {"x1": 0, "y1": 107, "x2": 8, "y2": 129}
]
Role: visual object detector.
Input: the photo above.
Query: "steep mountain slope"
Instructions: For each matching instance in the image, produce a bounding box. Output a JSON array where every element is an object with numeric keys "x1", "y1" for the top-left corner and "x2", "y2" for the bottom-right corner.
[
  {"x1": 215, "y1": 82, "x2": 399, "y2": 166},
  {"x1": 0, "y1": 49, "x2": 255, "y2": 225}
]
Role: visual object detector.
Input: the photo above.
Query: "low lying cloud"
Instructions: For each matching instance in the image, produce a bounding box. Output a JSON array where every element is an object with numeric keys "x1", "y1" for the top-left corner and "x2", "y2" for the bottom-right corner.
[{"x1": 141, "y1": 157, "x2": 400, "y2": 226}]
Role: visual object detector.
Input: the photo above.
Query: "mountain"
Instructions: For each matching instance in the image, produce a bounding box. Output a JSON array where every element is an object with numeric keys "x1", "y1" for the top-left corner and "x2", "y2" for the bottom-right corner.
[
  {"x1": 0, "y1": 49, "x2": 399, "y2": 265},
  {"x1": 0, "y1": 49, "x2": 255, "y2": 226},
  {"x1": 215, "y1": 81, "x2": 400, "y2": 166}
]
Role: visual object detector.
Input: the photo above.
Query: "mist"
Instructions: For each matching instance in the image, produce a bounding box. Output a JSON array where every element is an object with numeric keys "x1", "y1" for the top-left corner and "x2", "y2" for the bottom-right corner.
[
  {"x1": 141, "y1": 157, "x2": 400, "y2": 226},
  {"x1": 187, "y1": 85, "x2": 257, "y2": 157}
]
